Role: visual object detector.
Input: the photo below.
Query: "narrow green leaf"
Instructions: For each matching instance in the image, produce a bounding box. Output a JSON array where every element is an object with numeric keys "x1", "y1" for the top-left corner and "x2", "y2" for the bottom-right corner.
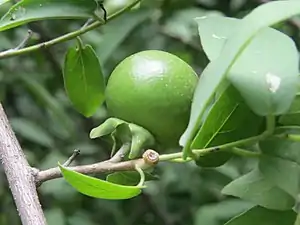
[
  {"x1": 59, "y1": 164, "x2": 143, "y2": 200},
  {"x1": 19, "y1": 75, "x2": 74, "y2": 133},
  {"x1": 10, "y1": 118, "x2": 54, "y2": 148},
  {"x1": 192, "y1": 85, "x2": 263, "y2": 167},
  {"x1": 0, "y1": 0, "x2": 97, "y2": 31},
  {"x1": 222, "y1": 168, "x2": 295, "y2": 210},
  {"x1": 224, "y1": 206, "x2": 297, "y2": 225},
  {"x1": 180, "y1": 1, "x2": 300, "y2": 158},
  {"x1": 95, "y1": 10, "x2": 150, "y2": 64},
  {"x1": 63, "y1": 43, "x2": 105, "y2": 117}
]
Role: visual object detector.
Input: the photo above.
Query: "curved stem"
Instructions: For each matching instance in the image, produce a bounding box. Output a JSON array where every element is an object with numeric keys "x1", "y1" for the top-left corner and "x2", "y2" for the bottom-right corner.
[
  {"x1": 0, "y1": 0, "x2": 142, "y2": 59},
  {"x1": 135, "y1": 165, "x2": 145, "y2": 187}
]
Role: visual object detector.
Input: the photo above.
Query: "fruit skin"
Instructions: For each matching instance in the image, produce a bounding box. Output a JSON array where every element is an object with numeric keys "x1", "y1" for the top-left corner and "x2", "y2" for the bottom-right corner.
[{"x1": 105, "y1": 50, "x2": 198, "y2": 148}]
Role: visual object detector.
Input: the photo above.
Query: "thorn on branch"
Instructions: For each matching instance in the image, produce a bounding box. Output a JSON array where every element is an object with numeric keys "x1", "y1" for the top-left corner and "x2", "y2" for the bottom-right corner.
[
  {"x1": 63, "y1": 149, "x2": 80, "y2": 167},
  {"x1": 14, "y1": 30, "x2": 33, "y2": 50}
]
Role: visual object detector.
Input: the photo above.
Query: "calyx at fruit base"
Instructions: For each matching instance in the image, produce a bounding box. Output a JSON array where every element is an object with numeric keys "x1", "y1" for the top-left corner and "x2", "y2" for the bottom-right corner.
[{"x1": 90, "y1": 117, "x2": 156, "y2": 159}]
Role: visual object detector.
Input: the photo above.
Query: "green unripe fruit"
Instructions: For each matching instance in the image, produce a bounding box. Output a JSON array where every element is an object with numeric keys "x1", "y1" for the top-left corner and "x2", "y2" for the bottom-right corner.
[{"x1": 105, "y1": 50, "x2": 198, "y2": 148}]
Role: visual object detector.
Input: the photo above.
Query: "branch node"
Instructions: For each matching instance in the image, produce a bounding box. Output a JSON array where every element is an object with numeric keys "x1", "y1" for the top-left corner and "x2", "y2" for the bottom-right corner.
[{"x1": 142, "y1": 149, "x2": 159, "y2": 165}]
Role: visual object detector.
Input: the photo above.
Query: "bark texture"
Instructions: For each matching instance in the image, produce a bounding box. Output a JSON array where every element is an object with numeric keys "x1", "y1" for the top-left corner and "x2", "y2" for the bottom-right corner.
[{"x1": 0, "y1": 104, "x2": 46, "y2": 225}]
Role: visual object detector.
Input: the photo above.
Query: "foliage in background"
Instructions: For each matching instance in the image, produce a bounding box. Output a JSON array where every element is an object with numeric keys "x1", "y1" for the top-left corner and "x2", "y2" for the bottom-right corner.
[{"x1": 1, "y1": 0, "x2": 300, "y2": 225}]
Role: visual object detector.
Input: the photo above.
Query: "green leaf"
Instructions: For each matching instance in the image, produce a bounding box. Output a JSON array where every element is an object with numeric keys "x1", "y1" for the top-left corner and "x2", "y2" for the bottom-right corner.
[
  {"x1": 279, "y1": 94, "x2": 300, "y2": 126},
  {"x1": 192, "y1": 85, "x2": 263, "y2": 167},
  {"x1": 180, "y1": 1, "x2": 300, "y2": 158},
  {"x1": 197, "y1": 16, "x2": 238, "y2": 61},
  {"x1": 162, "y1": 7, "x2": 223, "y2": 53},
  {"x1": 0, "y1": 0, "x2": 97, "y2": 31},
  {"x1": 19, "y1": 75, "x2": 74, "y2": 133},
  {"x1": 259, "y1": 130, "x2": 300, "y2": 197},
  {"x1": 10, "y1": 118, "x2": 54, "y2": 148},
  {"x1": 259, "y1": 155, "x2": 300, "y2": 198},
  {"x1": 63, "y1": 42, "x2": 105, "y2": 117},
  {"x1": 222, "y1": 168, "x2": 295, "y2": 210},
  {"x1": 195, "y1": 199, "x2": 254, "y2": 225},
  {"x1": 107, "y1": 171, "x2": 158, "y2": 186},
  {"x1": 224, "y1": 206, "x2": 297, "y2": 225},
  {"x1": 259, "y1": 128, "x2": 300, "y2": 164},
  {"x1": 59, "y1": 164, "x2": 143, "y2": 200}
]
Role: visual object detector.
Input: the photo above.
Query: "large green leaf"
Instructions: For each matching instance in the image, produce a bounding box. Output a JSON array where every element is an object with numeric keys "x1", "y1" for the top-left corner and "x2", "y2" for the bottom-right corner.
[
  {"x1": 259, "y1": 129, "x2": 300, "y2": 197},
  {"x1": 228, "y1": 23, "x2": 298, "y2": 116},
  {"x1": 63, "y1": 42, "x2": 105, "y2": 117},
  {"x1": 224, "y1": 206, "x2": 297, "y2": 225},
  {"x1": 180, "y1": 1, "x2": 300, "y2": 158},
  {"x1": 222, "y1": 168, "x2": 295, "y2": 210},
  {"x1": 197, "y1": 16, "x2": 238, "y2": 61},
  {"x1": 0, "y1": 0, "x2": 8, "y2": 7},
  {"x1": 59, "y1": 164, "x2": 143, "y2": 200},
  {"x1": 192, "y1": 85, "x2": 263, "y2": 167},
  {"x1": 0, "y1": 0, "x2": 97, "y2": 31}
]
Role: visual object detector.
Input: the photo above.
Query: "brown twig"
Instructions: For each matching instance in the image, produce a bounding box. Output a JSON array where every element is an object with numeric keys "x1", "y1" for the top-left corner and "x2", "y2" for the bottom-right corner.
[
  {"x1": 36, "y1": 158, "x2": 144, "y2": 185},
  {"x1": 0, "y1": 104, "x2": 47, "y2": 225},
  {"x1": 36, "y1": 149, "x2": 160, "y2": 186}
]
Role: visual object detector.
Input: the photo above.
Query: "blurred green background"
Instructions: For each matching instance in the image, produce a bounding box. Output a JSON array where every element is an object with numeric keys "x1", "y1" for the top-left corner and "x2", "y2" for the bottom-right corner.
[{"x1": 0, "y1": 0, "x2": 299, "y2": 224}]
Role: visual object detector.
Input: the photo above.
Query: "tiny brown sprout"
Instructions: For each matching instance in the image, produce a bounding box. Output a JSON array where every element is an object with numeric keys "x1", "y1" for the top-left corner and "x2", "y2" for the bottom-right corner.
[{"x1": 142, "y1": 149, "x2": 159, "y2": 165}]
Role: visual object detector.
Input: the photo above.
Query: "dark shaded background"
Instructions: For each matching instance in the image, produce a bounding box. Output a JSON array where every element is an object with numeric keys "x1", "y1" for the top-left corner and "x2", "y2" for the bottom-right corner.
[{"x1": 0, "y1": 0, "x2": 299, "y2": 224}]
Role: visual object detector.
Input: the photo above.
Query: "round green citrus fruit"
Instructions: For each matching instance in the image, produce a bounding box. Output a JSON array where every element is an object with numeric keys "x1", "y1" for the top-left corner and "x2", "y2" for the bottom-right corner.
[{"x1": 105, "y1": 50, "x2": 198, "y2": 148}]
